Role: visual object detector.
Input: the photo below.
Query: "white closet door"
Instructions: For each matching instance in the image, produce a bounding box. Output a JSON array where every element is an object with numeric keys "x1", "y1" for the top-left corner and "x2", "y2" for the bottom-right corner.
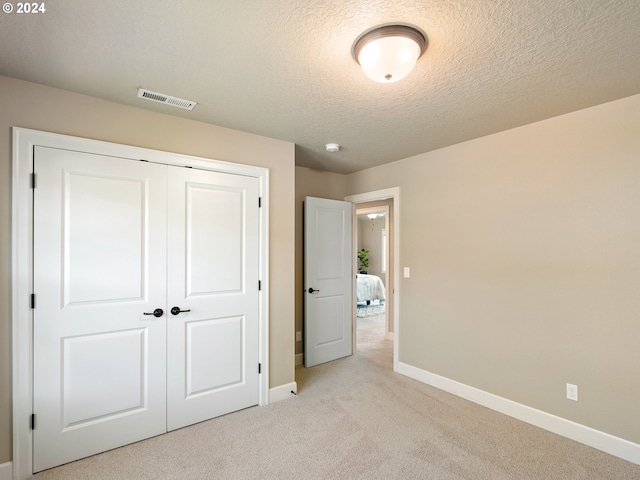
[
  {"x1": 166, "y1": 167, "x2": 260, "y2": 431},
  {"x1": 33, "y1": 147, "x2": 168, "y2": 472}
]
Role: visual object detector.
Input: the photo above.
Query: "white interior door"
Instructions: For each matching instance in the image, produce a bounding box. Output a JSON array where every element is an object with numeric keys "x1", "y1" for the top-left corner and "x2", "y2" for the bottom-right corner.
[
  {"x1": 33, "y1": 147, "x2": 261, "y2": 471},
  {"x1": 166, "y1": 168, "x2": 260, "y2": 430},
  {"x1": 304, "y1": 196, "x2": 353, "y2": 367},
  {"x1": 33, "y1": 147, "x2": 168, "y2": 472}
]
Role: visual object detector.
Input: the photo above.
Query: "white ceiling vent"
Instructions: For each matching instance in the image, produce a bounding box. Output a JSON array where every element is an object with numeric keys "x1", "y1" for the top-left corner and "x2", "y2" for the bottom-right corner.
[{"x1": 137, "y1": 88, "x2": 197, "y2": 110}]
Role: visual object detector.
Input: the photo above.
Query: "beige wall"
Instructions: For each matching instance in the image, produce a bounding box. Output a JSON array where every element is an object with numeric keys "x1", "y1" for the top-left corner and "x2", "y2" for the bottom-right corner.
[
  {"x1": 346, "y1": 94, "x2": 640, "y2": 445},
  {"x1": 0, "y1": 75, "x2": 296, "y2": 464},
  {"x1": 294, "y1": 167, "x2": 348, "y2": 356}
]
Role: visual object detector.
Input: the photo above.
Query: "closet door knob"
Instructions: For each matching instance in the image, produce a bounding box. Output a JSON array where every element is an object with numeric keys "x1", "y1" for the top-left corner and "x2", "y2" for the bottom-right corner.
[
  {"x1": 143, "y1": 308, "x2": 164, "y2": 318},
  {"x1": 308, "y1": 288, "x2": 320, "y2": 293},
  {"x1": 170, "y1": 306, "x2": 191, "y2": 315}
]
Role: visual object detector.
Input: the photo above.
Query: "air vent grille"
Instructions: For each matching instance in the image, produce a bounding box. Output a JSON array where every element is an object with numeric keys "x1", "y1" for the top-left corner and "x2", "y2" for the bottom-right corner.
[{"x1": 137, "y1": 88, "x2": 197, "y2": 110}]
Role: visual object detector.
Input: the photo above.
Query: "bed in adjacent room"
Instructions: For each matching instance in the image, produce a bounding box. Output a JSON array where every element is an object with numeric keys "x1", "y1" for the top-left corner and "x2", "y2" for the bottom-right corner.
[{"x1": 356, "y1": 274, "x2": 386, "y2": 316}]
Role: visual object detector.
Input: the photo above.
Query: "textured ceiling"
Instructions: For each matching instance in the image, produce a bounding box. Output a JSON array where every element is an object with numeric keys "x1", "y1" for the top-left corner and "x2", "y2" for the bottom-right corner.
[{"x1": 1, "y1": 0, "x2": 640, "y2": 174}]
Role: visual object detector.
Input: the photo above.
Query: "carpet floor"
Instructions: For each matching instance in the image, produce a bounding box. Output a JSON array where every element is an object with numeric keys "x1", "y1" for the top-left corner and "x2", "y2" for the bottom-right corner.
[{"x1": 31, "y1": 314, "x2": 640, "y2": 479}]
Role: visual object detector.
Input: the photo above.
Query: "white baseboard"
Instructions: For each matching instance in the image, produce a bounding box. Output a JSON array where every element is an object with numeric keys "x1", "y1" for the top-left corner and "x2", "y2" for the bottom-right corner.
[
  {"x1": 269, "y1": 381, "x2": 298, "y2": 403},
  {"x1": 397, "y1": 362, "x2": 640, "y2": 465},
  {"x1": 0, "y1": 461, "x2": 12, "y2": 480},
  {"x1": 295, "y1": 353, "x2": 303, "y2": 366}
]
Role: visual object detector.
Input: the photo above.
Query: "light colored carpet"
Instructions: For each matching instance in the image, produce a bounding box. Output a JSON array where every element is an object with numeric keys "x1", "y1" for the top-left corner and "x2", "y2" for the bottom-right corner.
[{"x1": 31, "y1": 313, "x2": 640, "y2": 479}]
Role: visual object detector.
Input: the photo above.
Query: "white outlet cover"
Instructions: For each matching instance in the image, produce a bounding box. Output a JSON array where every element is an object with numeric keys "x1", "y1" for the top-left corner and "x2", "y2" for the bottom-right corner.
[
  {"x1": 566, "y1": 383, "x2": 578, "y2": 401},
  {"x1": 404, "y1": 267, "x2": 410, "y2": 278}
]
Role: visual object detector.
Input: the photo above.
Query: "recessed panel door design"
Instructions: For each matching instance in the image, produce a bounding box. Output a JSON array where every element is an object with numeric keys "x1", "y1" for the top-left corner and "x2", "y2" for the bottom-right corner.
[
  {"x1": 166, "y1": 168, "x2": 260, "y2": 431},
  {"x1": 304, "y1": 196, "x2": 353, "y2": 367},
  {"x1": 33, "y1": 147, "x2": 168, "y2": 472},
  {"x1": 33, "y1": 147, "x2": 261, "y2": 472}
]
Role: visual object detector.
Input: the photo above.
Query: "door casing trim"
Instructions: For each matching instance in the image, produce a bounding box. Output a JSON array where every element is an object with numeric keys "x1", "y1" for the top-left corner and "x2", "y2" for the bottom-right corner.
[{"x1": 12, "y1": 127, "x2": 270, "y2": 479}]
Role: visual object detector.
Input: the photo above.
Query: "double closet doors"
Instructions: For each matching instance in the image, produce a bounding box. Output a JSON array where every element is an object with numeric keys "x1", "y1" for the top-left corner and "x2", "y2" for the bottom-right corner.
[{"x1": 33, "y1": 146, "x2": 260, "y2": 472}]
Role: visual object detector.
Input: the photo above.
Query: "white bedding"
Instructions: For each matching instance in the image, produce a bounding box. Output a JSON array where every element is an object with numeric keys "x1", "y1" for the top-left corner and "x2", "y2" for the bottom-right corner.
[{"x1": 356, "y1": 274, "x2": 386, "y2": 303}]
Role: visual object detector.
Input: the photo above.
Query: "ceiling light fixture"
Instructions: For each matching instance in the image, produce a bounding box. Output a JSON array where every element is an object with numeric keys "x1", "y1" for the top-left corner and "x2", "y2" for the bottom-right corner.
[
  {"x1": 352, "y1": 24, "x2": 428, "y2": 83},
  {"x1": 325, "y1": 143, "x2": 340, "y2": 152}
]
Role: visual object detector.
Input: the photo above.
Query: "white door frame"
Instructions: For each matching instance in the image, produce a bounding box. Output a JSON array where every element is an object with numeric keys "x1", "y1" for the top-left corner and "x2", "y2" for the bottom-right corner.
[
  {"x1": 11, "y1": 127, "x2": 270, "y2": 480},
  {"x1": 346, "y1": 188, "x2": 400, "y2": 372}
]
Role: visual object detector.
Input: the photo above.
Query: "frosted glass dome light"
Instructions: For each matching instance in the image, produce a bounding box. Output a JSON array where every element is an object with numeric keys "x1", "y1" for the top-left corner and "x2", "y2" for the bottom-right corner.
[{"x1": 353, "y1": 24, "x2": 427, "y2": 83}]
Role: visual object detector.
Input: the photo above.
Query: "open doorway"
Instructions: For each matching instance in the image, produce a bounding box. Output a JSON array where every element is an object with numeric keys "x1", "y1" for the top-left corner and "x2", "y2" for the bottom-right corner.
[
  {"x1": 354, "y1": 200, "x2": 394, "y2": 365},
  {"x1": 346, "y1": 188, "x2": 399, "y2": 370}
]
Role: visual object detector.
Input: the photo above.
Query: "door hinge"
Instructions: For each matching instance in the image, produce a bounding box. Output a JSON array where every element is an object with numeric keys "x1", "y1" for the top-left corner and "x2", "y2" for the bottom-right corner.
[
  {"x1": 30, "y1": 414, "x2": 36, "y2": 430},
  {"x1": 258, "y1": 280, "x2": 261, "y2": 291},
  {"x1": 258, "y1": 197, "x2": 262, "y2": 208},
  {"x1": 258, "y1": 363, "x2": 262, "y2": 374},
  {"x1": 30, "y1": 293, "x2": 35, "y2": 309},
  {"x1": 30, "y1": 173, "x2": 36, "y2": 189}
]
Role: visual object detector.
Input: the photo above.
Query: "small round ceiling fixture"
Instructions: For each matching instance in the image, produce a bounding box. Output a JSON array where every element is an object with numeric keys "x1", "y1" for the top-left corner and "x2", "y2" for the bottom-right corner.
[
  {"x1": 352, "y1": 24, "x2": 428, "y2": 83},
  {"x1": 325, "y1": 143, "x2": 340, "y2": 152}
]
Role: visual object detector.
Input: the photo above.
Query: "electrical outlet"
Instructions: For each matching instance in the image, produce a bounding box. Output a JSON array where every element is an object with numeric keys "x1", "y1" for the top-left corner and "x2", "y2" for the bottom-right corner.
[
  {"x1": 566, "y1": 383, "x2": 578, "y2": 401},
  {"x1": 403, "y1": 267, "x2": 410, "y2": 278},
  {"x1": 296, "y1": 331, "x2": 302, "y2": 342}
]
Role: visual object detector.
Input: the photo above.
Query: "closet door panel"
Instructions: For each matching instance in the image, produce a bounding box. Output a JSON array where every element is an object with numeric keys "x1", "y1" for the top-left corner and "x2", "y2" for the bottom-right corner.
[
  {"x1": 166, "y1": 167, "x2": 260, "y2": 431},
  {"x1": 33, "y1": 147, "x2": 168, "y2": 472}
]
